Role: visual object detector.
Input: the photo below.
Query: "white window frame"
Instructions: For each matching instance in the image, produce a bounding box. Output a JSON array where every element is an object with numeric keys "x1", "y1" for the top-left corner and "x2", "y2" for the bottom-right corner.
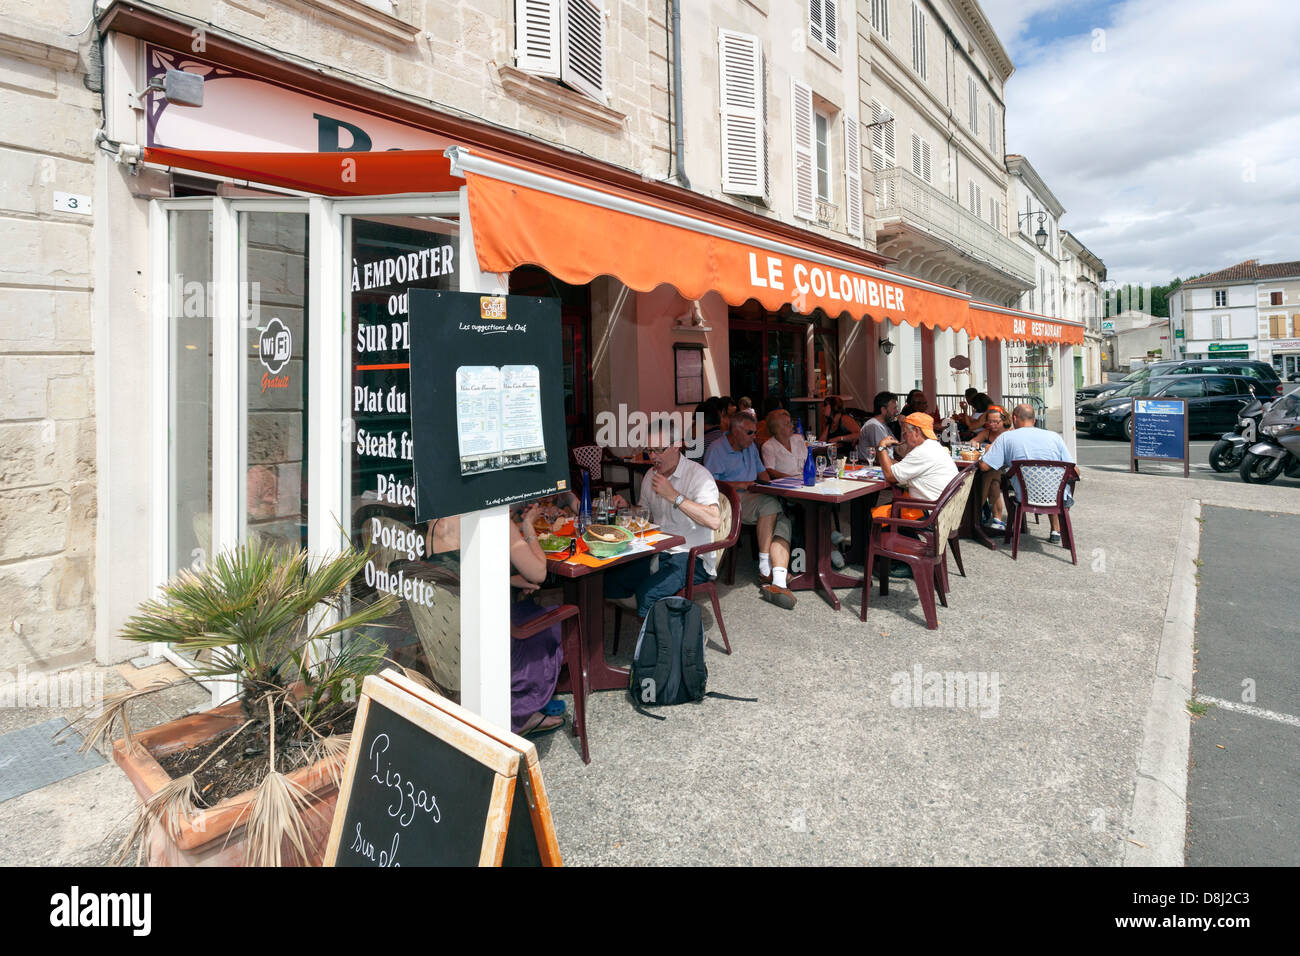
[
  {"x1": 910, "y1": 131, "x2": 931, "y2": 184},
  {"x1": 870, "y1": 0, "x2": 890, "y2": 40},
  {"x1": 718, "y1": 29, "x2": 768, "y2": 199},
  {"x1": 809, "y1": 0, "x2": 840, "y2": 57},
  {"x1": 844, "y1": 113, "x2": 863, "y2": 238},
  {"x1": 514, "y1": 0, "x2": 607, "y2": 105},
  {"x1": 148, "y1": 193, "x2": 463, "y2": 709},
  {"x1": 911, "y1": 2, "x2": 927, "y2": 79},
  {"x1": 1213, "y1": 288, "x2": 1227, "y2": 307},
  {"x1": 815, "y1": 108, "x2": 832, "y2": 202},
  {"x1": 988, "y1": 102, "x2": 997, "y2": 153},
  {"x1": 968, "y1": 76, "x2": 978, "y2": 134}
]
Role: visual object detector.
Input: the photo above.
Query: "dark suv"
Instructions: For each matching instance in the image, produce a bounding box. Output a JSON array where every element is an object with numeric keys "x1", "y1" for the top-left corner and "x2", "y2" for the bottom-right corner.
[
  {"x1": 1076, "y1": 374, "x2": 1260, "y2": 439},
  {"x1": 1076, "y1": 359, "x2": 1283, "y2": 406}
]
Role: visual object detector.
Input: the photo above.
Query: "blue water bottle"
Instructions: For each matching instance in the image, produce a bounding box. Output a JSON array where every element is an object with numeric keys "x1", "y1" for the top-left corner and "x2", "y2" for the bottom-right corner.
[
  {"x1": 802, "y1": 448, "x2": 816, "y2": 486},
  {"x1": 579, "y1": 470, "x2": 592, "y2": 532},
  {"x1": 794, "y1": 417, "x2": 805, "y2": 437}
]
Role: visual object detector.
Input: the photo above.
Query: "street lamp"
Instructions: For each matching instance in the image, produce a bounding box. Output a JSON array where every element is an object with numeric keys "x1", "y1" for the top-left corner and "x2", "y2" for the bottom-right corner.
[
  {"x1": 1017, "y1": 211, "x2": 1049, "y2": 250},
  {"x1": 879, "y1": 335, "x2": 895, "y2": 356}
]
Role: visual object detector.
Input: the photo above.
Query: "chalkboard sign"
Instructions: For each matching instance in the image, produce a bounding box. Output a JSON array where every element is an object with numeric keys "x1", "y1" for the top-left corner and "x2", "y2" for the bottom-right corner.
[
  {"x1": 1130, "y1": 397, "x2": 1189, "y2": 478},
  {"x1": 324, "y1": 670, "x2": 561, "y2": 867}
]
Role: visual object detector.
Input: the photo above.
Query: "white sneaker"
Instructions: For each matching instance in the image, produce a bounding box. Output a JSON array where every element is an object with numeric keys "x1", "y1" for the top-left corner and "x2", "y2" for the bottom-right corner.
[
  {"x1": 830, "y1": 550, "x2": 846, "y2": 570},
  {"x1": 988, "y1": 518, "x2": 1005, "y2": 531},
  {"x1": 1048, "y1": 531, "x2": 1062, "y2": 545},
  {"x1": 830, "y1": 530, "x2": 846, "y2": 546}
]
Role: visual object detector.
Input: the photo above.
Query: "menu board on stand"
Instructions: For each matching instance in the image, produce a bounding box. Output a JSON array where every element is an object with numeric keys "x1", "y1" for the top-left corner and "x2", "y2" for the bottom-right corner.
[{"x1": 1130, "y1": 397, "x2": 1189, "y2": 477}]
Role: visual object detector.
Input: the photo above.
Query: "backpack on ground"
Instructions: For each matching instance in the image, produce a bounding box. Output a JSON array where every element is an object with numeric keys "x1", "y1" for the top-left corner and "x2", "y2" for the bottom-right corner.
[{"x1": 628, "y1": 597, "x2": 755, "y2": 719}]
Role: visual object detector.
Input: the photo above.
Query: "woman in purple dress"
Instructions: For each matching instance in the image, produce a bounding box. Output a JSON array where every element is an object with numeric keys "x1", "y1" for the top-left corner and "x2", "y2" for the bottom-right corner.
[{"x1": 508, "y1": 504, "x2": 565, "y2": 736}]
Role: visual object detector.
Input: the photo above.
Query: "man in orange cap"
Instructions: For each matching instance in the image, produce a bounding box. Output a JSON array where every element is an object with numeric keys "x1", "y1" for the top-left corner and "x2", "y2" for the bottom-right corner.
[{"x1": 871, "y1": 412, "x2": 959, "y2": 578}]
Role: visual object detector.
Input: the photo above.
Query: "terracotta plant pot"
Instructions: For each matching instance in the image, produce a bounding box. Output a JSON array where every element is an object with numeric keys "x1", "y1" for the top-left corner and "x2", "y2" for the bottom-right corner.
[{"x1": 112, "y1": 700, "x2": 344, "y2": 867}]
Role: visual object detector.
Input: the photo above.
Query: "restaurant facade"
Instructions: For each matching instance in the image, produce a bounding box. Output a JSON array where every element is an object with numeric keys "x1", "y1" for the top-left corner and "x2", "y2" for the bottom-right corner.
[{"x1": 4, "y1": 1, "x2": 1082, "y2": 728}]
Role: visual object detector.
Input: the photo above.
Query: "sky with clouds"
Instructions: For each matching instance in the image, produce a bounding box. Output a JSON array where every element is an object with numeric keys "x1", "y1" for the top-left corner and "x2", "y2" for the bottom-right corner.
[{"x1": 980, "y1": 0, "x2": 1300, "y2": 285}]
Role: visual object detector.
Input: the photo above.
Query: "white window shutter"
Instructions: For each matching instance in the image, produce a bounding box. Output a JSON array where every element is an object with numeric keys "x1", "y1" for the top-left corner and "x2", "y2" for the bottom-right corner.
[
  {"x1": 921, "y1": 139, "x2": 931, "y2": 183},
  {"x1": 718, "y1": 30, "x2": 766, "y2": 197},
  {"x1": 911, "y1": 132, "x2": 921, "y2": 178},
  {"x1": 560, "y1": 0, "x2": 605, "y2": 104},
  {"x1": 791, "y1": 79, "x2": 816, "y2": 220},
  {"x1": 824, "y1": 0, "x2": 839, "y2": 55},
  {"x1": 844, "y1": 114, "x2": 862, "y2": 237},
  {"x1": 515, "y1": 0, "x2": 561, "y2": 78},
  {"x1": 870, "y1": 100, "x2": 895, "y2": 208},
  {"x1": 968, "y1": 77, "x2": 977, "y2": 132},
  {"x1": 809, "y1": 0, "x2": 825, "y2": 49},
  {"x1": 988, "y1": 103, "x2": 996, "y2": 152}
]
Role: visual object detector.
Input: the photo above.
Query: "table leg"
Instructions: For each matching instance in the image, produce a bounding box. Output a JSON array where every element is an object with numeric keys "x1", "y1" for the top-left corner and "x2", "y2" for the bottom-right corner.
[
  {"x1": 560, "y1": 573, "x2": 629, "y2": 693},
  {"x1": 962, "y1": 471, "x2": 998, "y2": 551}
]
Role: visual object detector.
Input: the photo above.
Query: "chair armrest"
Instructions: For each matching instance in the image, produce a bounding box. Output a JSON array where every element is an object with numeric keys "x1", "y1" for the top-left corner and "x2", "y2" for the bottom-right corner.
[{"x1": 511, "y1": 604, "x2": 579, "y2": 640}]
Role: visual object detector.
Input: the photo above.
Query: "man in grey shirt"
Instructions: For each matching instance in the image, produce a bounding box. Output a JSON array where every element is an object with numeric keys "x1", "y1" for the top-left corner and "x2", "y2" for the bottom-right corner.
[{"x1": 857, "y1": 390, "x2": 898, "y2": 460}]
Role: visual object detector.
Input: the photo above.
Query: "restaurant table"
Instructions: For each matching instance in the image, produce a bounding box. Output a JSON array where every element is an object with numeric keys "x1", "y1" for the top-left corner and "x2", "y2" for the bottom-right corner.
[
  {"x1": 757, "y1": 472, "x2": 887, "y2": 610},
  {"x1": 547, "y1": 531, "x2": 686, "y2": 692},
  {"x1": 955, "y1": 458, "x2": 999, "y2": 550}
]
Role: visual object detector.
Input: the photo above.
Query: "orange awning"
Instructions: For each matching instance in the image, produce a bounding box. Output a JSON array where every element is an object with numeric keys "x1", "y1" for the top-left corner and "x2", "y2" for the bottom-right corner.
[
  {"x1": 452, "y1": 147, "x2": 971, "y2": 332},
  {"x1": 967, "y1": 302, "x2": 1085, "y2": 346},
  {"x1": 142, "y1": 148, "x2": 463, "y2": 197}
]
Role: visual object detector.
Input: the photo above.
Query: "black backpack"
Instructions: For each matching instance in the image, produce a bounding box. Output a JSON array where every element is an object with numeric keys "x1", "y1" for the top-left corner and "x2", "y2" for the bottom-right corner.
[{"x1": 628, "y1": 597, "x2": 754, "y2": 719}]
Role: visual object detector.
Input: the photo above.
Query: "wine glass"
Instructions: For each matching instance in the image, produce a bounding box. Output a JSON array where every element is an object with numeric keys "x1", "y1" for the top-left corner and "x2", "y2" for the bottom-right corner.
[
  {"x1": 865, "y1": 447, "x2": 876, "y2": 468},
  {"x1": 849, "y1": 448, "x2": 859, "y2": 468},
  {"x1": 815, "y1": 454, "x2": 828, "y2": 478}
]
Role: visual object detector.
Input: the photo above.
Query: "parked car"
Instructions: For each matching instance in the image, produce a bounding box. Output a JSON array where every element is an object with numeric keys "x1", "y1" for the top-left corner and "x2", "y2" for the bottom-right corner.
[
  {"x1": 1076, "y1": 359, "x2": 1283, "y2": 408},
  {"x1": 1075, "y1": 374, "x2": 1260, "y2": 440}
]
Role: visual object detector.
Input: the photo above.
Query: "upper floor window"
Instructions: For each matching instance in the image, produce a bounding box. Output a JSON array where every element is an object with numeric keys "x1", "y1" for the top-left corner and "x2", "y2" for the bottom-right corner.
[
  {"x1": 910, "y1": 2, "x2": 927, "y2": 79},
  {"x1": 809, "y1": 0, "x2": 840, "y2": 57},
  {"x1": 815, "y1": 110, "x2": 832, "y2": 201},
  {"x1": 514, "y1": 0, "x2": 607, "y2": 104},
  {"x1": 1213, "y1": 289, "x2": 1227, "y2": 307},
  {"x1": 718, "y1": 29, "x2": 767, "y2": 199},
  {"x1": 1269, "y1": 291, "x2": 1283, "y2": 305},
  {"x1": 988, "y1": 103, "x2": 997, "y2": 153},
  {"x1": 869, "y1": 99, "x2": 897, "y2": 209},
  {"x1": 870, "y1": 0, "x2": 890, "y2": 40},
  {"x1": 968, "y1": 180, "x2": 982, "y2": 217},
  {"x1": 967, "y1": 77, "x2": 978, "y2": 135},
  {"x1": 910, "y1": 132, "x2": 932, "y2": 183}
]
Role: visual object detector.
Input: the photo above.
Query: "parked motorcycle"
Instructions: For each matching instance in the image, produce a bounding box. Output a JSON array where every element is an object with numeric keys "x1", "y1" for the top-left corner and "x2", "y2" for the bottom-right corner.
[
  {"x1": 1209, "y1": 395, "x2": 1267, "y2": 472},
  {"x1": 1239, "y1": 387, "x2": 1300, "y2": 484}
]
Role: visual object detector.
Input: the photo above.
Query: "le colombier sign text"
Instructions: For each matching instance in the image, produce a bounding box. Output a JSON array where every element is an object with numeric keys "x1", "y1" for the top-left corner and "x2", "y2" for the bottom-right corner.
[{"x1": 747, "y1": 252, "x2": 909, "y2": 312}]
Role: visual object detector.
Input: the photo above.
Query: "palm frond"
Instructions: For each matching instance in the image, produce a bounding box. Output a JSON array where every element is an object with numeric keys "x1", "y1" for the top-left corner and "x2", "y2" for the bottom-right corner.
[
  {"x1": 113, "y1": 772, "x2": 202, "y2": 865},
  {"x1": 63, "y1": 679, "x2": 177, "y2": 756},
  {"x1": 305, "y1": 734, "x2": 352, "y2": 789},
  {"x1": 239, "y1": 771, "x2": 323, "y2": 867}
]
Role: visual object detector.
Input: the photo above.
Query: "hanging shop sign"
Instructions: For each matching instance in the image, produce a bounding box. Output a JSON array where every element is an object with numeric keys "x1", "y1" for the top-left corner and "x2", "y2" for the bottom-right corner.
[
  {"x1": 409, "y1": 291, "x2": 568, "y2": 520},
  {"x1": 325, "y1": 670, "x2": 561, "y2": 867}
]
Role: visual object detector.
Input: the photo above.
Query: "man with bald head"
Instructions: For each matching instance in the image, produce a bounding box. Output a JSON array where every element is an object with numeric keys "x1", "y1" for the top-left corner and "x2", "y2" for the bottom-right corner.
[{"x1": 979, "y1": 404, "x2": 1078, "y2": 544}]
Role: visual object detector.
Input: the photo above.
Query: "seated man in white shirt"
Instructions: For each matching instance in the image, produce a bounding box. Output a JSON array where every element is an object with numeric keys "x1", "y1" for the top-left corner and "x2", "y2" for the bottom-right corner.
[
  {"x1": 759, "y1": 408, "x2": 808, "y2": 478},
  {"x1": 871, "y1": 413, "x2": 959, "y2": 578},
  {"x1": 606, "y1": 419, "x2": 722, "y2": 617}
]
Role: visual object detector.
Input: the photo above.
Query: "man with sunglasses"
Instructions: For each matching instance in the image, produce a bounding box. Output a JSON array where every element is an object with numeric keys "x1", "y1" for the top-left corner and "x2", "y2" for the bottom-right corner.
[
  {"x1": 605, "y1": 419, "x2": 722, "y2": 617},
  {"x1": 702, "y1": 412, "x2": 797, "y2": 609}
]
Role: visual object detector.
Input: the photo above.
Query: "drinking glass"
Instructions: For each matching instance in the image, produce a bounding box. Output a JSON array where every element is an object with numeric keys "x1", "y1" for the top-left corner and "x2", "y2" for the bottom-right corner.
[
  {"x1": 849, "y1": 449, "x2": 859, "y2": 467},
  {"x1": 865, "y1": 447, "x2": 876, "y2": 468},
  {"x1": 816, "y1": 454, "x2": 828, "y2": 478}
]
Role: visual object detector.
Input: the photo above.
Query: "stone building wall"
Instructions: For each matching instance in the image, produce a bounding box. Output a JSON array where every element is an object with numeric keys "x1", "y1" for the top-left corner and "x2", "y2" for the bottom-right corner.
[{"x1": 0, "y1": 5, "x2": 100, "y2": 670}]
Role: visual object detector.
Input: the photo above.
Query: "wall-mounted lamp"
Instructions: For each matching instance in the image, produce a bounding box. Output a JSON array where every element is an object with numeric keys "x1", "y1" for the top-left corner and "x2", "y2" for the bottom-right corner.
[
  {"x1": 879, "y1": 335, "x2": 895, "y2": 356},
  {"x1": 1017, "y1": 210, "x2": 1049, "y2": 250}
]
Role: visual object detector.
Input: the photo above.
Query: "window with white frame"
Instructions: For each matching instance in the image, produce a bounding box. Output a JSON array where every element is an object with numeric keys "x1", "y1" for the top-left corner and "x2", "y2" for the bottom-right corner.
[
  {"x1": 910, "y1": 2, "x2": 927, "y2": 78},
  {"x1": 871, "y1": 0, "x2": 890, "y2": 39},
  {"x1": 910, "y1": 131, "x2": 931, "y2": 183},
  {"x1": 988, "y1": 103, "x2": 996, "y2": 153},
  {"x1": 988, "y1": 196, "x2": 998, "y2": 229},
  {"x1": 1213, "y1": 314, "x2": 1230, "y2": 338},
  {"x1": 514, "y1": 0, "x2": 607, "y2": 104},
  {"x1": 718, "y1": 29, "x2": 767, "y2": 199},
  {"x1": 1213, "y1": 288, "x2": 1227, "y2": 307},
  {"x1": 809, "y1": 0, "x2": 839, "y2": 56},
  {"x1": 967, "y1": 77, "x2": 978, "y2": 134},
  {"x1": 815, "y1": 109, "x2": 832, "y2": 202},
  {"x1": 870, "y1": 99, "x2": 896, "y2": 208},
  {"x1": 844, "y1": 114, "x2": 863, "y2": 237}
]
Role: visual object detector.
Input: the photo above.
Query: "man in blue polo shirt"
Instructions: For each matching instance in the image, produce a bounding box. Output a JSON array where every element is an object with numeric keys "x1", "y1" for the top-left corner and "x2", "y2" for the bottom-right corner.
[
  {"x1": 979, "y1": 403, "x2": 1078, "y2": 544},
  {"x1": 703, "y1": 412, "x2": 796, "y2": 609}
]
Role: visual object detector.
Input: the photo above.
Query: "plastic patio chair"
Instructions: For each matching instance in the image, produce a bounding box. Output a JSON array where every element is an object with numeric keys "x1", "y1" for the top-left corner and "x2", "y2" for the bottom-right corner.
[
  {"x1": 569, "y1": 444, "x2": 631, "y2": 500},
  {"x1": 861, "y1": 468, "x2": 974, "y2": 630},
  {"x1": 999, "y1": 459, "x2": 1080, "y2": 565},
  {"x1": 613, "y1": 483, "x2": 741, "y2": 655}
]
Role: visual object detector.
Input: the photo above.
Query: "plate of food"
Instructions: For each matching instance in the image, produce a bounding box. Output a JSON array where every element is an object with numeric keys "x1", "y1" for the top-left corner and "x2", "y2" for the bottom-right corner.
[{"x1": 538, "y1": 534, "x2": 573, "y2": 554}]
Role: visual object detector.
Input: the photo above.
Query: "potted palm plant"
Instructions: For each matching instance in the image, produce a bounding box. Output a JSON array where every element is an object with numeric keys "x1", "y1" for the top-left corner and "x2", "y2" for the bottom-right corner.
[{"x1": 79, "y1": 538, "x2": 401, "y2": 866}]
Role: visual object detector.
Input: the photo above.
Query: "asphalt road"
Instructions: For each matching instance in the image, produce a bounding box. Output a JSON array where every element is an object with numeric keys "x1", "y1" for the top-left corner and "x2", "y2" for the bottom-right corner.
[
  {"x1": 1186, "y1": 505, "x2": 1300, "y2": 866},
  {"x1": 1076, "y1": 436, "x2": 1300, "y2": 487}
]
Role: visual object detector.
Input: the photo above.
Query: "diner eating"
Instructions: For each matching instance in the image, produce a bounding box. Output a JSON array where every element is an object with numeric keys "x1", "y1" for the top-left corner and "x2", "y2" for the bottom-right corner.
[{"x1": 872, "y1": 412, "x2": 958, "y2": 577}]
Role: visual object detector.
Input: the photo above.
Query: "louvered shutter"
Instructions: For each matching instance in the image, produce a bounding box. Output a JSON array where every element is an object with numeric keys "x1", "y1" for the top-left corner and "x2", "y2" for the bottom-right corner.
[
  {"x1": 844, "y1": 113, "x2": 862, "y2": 237},
  {"x1": 968, "y1": 181, "x2": 975, "y2": 214},
  {"x1": 968, "y1": 77, "x2": 977, "y2": 132},
  {"x1": 871, "y1": 0, "x2": 890, "y2": 38},
  {"x1": 911, "y1": 4, "x2": 927, "y2": 77},
  {"x1": 870, "y1": 100, "x2": 895, "y2": 208},
  {"x1": 809, "y1": 0, "x2": 839, "y2": 55},
  {"x1": 718, "y1": 30, "x2": 766, "y2": 197},
  {"x1": 921, "y1": 139, "x2": 931, "y2": 182},
  {"x1": 988, "y1": 103, "x2": 996, "y2": 152},
  {"x1": 515, "y1": 0, "x2": 561, "y2": 78},
  {"x1": 561, "y1": 0, "x2": 605, "y2": 103},
  {"x1": 911, "y1": 132, "x2": 922, "y2": 178},
  {"x1": 791, "y1": 79, "x2": 816, "y2": 220}
]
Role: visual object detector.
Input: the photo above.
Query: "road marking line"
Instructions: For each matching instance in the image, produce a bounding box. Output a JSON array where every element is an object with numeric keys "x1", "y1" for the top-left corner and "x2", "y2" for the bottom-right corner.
[{"x1": 1196, "y1": 696, "x2": 1300, "y2": 728}]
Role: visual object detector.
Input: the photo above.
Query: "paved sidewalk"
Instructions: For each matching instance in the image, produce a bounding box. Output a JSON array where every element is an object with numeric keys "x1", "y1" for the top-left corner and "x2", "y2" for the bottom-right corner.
[{"x1": 3, "y1": 467, "x2": 1298, "y2": 866}]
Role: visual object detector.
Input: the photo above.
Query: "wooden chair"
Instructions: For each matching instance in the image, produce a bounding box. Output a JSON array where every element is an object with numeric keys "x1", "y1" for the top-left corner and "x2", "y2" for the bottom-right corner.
[
  {"x1": 613, "y1": 483, "x2": 742, "y2": 655},
  {"x1": 999, "y1": 460, "x2": 1080, "y2": 565},
  {"x1": 569, "y1": 444, "x2": 631, "y2": 500},
  {"x1": 861, "y1": 469, "x2": 974, "y2": 630},
  {"x1": 512, "y1": 604, "x2": 590, "y2": 765}
]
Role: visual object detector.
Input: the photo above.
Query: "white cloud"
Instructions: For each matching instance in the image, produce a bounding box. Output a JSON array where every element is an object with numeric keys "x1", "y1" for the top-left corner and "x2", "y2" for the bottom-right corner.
[{"x1": 991, "y1": 0, "x2": 1300, "y2": 284}]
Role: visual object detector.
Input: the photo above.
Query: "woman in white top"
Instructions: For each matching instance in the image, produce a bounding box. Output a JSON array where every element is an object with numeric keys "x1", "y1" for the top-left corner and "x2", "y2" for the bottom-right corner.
[{"x1": 760, "y1": 408, "x2": 808, "y2": 478}]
